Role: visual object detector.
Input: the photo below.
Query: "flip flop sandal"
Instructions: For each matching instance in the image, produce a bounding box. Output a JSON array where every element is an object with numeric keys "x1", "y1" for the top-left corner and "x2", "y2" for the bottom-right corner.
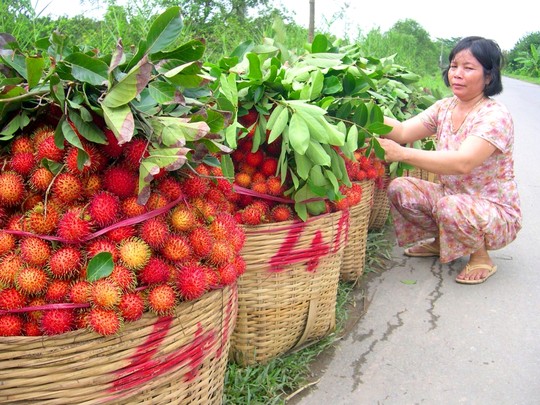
[
  {"x1": 404, "y1": 241, "x2": 440, "y2": 257},
  {"x1": 455, "y1": 263, "x2": 497, "y2": 284}
]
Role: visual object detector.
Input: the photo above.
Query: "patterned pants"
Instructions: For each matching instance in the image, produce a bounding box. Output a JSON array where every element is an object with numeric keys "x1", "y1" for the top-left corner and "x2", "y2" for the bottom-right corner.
[{"x1": 387, "y1": 177, "x2": 520, "y2": 263}]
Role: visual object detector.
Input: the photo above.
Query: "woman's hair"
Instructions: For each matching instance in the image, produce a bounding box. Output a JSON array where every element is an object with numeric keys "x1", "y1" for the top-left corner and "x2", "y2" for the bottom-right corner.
[{"x1": 442, "y1": 36, "x2": 504, "y2": 97}]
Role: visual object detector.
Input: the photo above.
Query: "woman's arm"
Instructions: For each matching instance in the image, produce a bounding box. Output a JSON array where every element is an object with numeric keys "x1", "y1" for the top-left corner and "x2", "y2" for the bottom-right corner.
[
  {"x1": 383, "y1": 115, "x2": 433, "y2": 144},
  {"x1": 378, "y1": 135, "x2": 497, "y2": 175}
]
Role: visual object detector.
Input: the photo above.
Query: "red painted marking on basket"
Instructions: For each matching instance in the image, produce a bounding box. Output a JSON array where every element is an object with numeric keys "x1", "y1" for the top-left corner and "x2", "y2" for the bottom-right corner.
[
  {"x1": 107, "y1": 316, "x2": 216, "y2": 399},
  {"x1": 268, "y1": 211, "x2": 349, "y2": 273}
]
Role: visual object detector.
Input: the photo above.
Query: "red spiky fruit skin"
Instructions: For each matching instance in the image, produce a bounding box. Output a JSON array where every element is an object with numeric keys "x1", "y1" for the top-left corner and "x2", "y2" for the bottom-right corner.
[
  {"x1": 182, "y1": 176, "x2": 208, "y2": 199},
  {"x1": 161, "y1": 234, "x2": 192, "y2": 263},
  {"x1": 109, "y1": 265, "x2": 137, "y2": 292},
  {"x1": 0, "y1": 253, "x2": 24, "y2": 287},
  {"x1": 25, "y1": 202, "x2": 60, "y2": 235},
  {"x1": 52, "y1": 172, "x2": 83, "y2": 204},
  {"x1": 88, "y1": 191, "x2": 120, "y2": 227},
  {"x1": 40, "y1": 308, "x2": 75, "y2": 335},
  {"x1": 169, "y1": 206, "x2": 197, "y2": 233},
  {"x1": 208, "y1": 241, "x2": 236, "y2": 266},
  {"x1": 0, "y1": 171, "x2": 25, "y2": 207},
  {"x1": 188, "y1": 227, "x2": 214, "y2": 259},
  {"x1": 245, "y1": 149, "x2": 264, "y2": 167},
  {"x1": 101, "y1": 128, "x2": 123, "y2": 158},
  {"x1": 90, "y1": 278, "x2": 122, "y2": 309},
  {"x1": 87, "y1": 307, "x2": 122, "y2": 336},
  {"x1": 0, "y1": 231, "x2": 16, "y2": 256},
  {"x1": 156, "y1": 177, "x2": 183, "y2": 201},
  {"x1": 35, "y1": 136, "x2": 64, "y2": 162},
  {"x1": 271, "y1": 204, "x2": 294, "y2": 222},
  {"x1": 122, "y1": 196, "x2": 147, "y2": 218},
  {"x1": 48, "y1": 246, "x2": 82, "y2": 279},
  {"x1": 266, "y1": 176, "x2": 286, "y2": 196},
  {"x1": 102, "y1": 165, "x2": 137, "y2": 199},
  {"x1": 122, "y1": 138, "x2": 149, "y2": 170},
  {"x1": 146, "y1": 283, "x2": 176, "y2": 315},
  {"x1": 0, "y1": 314, "x2": 24, "y2": 336},
  {"x1": 10, "y1": 152, "x2": 36, "y2": 176},
  {"x1": 86, "y1": 238, "x2": 118, "y2": 262},
  {"x1": 240, "y1": 204, "x2": 265, "y2": 225},
  {"x1": 14, "y1": 266, "x2": 48, "y2": 296},
  {"x1": 23, "y1": 320, "x2": 42, "y2": 336},
  {"x1": 139, "y1": 256, "x2": 171, "y2": 285},
  {"x1": 118, "y1": 291, "x2": 145, "y2": 322},
  {"x1": 175, "y1": 264, "x2": 208, "y2": 301},
  {"x1": 45, "y1": 279, "x2": 71, "y2": 303},
  {"x1": 106, "y1": 225, "x2": 137, "y2": 243},
  {"x1": 0, "y1": 287, "x2": 27, "y2": 310},
  {"x1": 69, "y1": 280, "x2": 91, "y2": 304},
  {"x1": 57, "y1": 208, "x2": 93, "y2": 242},
  {"x1": 10, "y1": 135, "x2": 34, "y2": 154},
  {"x1": 217, "y1": 263, "x2": 238, "y2": 286},
  {"x1": 118, "y1": 237, "x2": 152, "y2": 270},
  {"x1": 138, "y1": 217, "x2": 169, "y2": 250},
  {"x1": 65, "y1": 144, "x2": 106, "y2": 175}
]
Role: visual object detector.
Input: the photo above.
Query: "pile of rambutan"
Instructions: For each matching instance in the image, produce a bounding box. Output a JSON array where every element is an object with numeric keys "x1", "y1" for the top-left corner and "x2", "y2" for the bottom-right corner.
[{"x1": 0, "y1": 125, "x2": 246, "y2": 337}]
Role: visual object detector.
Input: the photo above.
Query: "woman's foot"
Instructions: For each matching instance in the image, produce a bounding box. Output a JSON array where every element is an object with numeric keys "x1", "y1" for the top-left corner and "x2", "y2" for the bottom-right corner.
[
  {"x1": 404, "y1": 239, "x2": 440, "y2": 257},
  {"x1": 455, "y1": 247, "x2": 496, "y2": 284}
]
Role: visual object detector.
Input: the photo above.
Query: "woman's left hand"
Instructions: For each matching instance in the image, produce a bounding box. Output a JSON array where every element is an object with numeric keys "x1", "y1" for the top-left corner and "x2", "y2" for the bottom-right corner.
[{"x1": 377, "y1": 137, "x2": 404, "y2": 162}]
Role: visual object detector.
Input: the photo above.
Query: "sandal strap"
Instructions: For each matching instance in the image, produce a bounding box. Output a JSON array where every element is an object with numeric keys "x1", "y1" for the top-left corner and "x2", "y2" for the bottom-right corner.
[{"x1": 463, "y1": 263, "x2": 497, "y2": 274}]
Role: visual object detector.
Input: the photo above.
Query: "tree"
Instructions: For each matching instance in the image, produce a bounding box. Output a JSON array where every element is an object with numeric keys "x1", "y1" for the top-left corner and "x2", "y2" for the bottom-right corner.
[{"x1": 506, "y1": 31, "x2": 540, "y2": 72}]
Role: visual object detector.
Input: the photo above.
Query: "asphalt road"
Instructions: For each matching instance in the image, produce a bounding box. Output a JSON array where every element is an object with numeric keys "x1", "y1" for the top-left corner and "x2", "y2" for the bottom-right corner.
[{"x1": 291, "y1": 77, "x2": 540, "y2": 405}]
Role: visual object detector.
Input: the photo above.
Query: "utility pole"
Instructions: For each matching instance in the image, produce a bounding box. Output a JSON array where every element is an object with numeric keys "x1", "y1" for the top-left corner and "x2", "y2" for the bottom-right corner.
[{"x1": 308, "y1": 0, "x2": 315, "y2": 42}]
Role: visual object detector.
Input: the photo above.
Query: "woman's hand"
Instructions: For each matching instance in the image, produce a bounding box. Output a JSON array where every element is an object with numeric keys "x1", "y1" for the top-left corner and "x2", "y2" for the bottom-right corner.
[{"x1": 377, "y1": 138, "x2": 405, "y2": 162}]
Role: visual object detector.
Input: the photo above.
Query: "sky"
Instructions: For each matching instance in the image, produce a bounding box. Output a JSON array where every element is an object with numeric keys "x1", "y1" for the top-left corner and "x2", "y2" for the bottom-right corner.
[{"x1": 36, "y1": 0, "x2": 537, "y2": 51}]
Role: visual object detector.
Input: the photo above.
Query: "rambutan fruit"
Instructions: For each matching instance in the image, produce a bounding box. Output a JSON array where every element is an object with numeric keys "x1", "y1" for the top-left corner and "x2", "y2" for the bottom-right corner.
[
  {"x1": 87, "y1": 307, "x2": 122, "y2": 336},
  {"x1": 102, "y1": 165, "x2": 137, "y2": 199},
  {"x1": 266, "y1": 176, "x2": 286, "y2": 196},
  {"x1": 0, "y1": 253, "x2": 24, "y2": 287},
  {"x1": 31, "y1": 125, "x2": 55, "y2": 147},
  {"x1": 14, "y1": 265, "x2": 48, "y2": 296},
  {"x1": 90, "y1": 278, "x2": 122, "y2": 309},
  {"x1": 29, "y1": 167, "x2": 54, "y2": 192},
  {"x1": 10, "y1": 152, "x2": 36, "y2": 176},
  {"x1": 161, "y1": 234, "x2": 192, "y2": 263},
  {"x1": 190, "y1": 197, "x2": 217, "y2": 222},
  {"x1": 245, "y1": 149, "x2": 264, "y2": 167},
  {"x1": 208, "y1": 241, "x2": 236, "y2": 266},
  {"x1": 265, "y1": 138, "x2": 282, "y2": 156},
  {"x1": 261, "y1": 157, "x2": 278, "y2": 177},
  {"x1": 138, "y1": 217, "x2": 169, "y2": 250},
  {"x1": 6, "y1": 213, "x2": 26, "y2": 232},
  {"x1": 65, "y1": 144, "x2": 107, "y2": 175},
  {"x1": 23, "y1": 320, "x2": 42, "y2": 336},
  {"x1": 217, "y1": 263, "x2": 238, "y2": 286},
  {"x1": 0, "y1": 171, "x2": 25, "y2": 207},
  {"x1": 0, "y1": 231, "x2": 16, "y2": 256},
  {"x1": 270, "y1": 204, "x2": 294, "y2": 222},
  {"x1": 238, "y1": 162, "x2": 256, "y2": 176},
  {"x1": 118, "y1": 237, "x2": 151, "y2": 270},
  {"x1": 146, "y1": 283, "x2": 176, "y2": 315},
  {"x1": 146, "y1": 192, "x2": 168, "y2": 210},
  {"x1": 25, "y1": 297, "x2": 46, "y2": 322},
  {"x1": 0, "y1": 314, "x2": 24, "y2": 336},
  {"x1": 169, "y1": 205, "x2": 197, "y2": 233},
  {"x1": 251, "y1": 180, "x2": 268, "y2": 195},
  {"x1": 35, "y1": 135, "x2": 64, "y2": 163},
  {"x1": 231, "y1": 149, "x2": 244, "y2": 164},
  {"x1": 122, "y1": 137, "x2": 149, "y2": 170},
  {"x1": 20, "y1": 236, "x2": 51, "y2": 266},
  {"x1": 0, "y1": 287, "x2": 26, "y2": 310},
  {"x1": 69, "y1": 280, "x2": 91, "y2": 304},
  {"x1": 21, "y1": 193, "x2": 43, "y2": 212},
  {"x1": 86, "y1": 238, "x2": 118, "y2": 261},
  {"x1": 82, "y1": 173, "x2": 102, "y2": 197},
  {"x1": 175, "y1": 264, "x2": 208, "y2": 301},
  {"x1": 106, "y1": 225, "x2": 137, "y2": 243},
  {"x1": 251, "y1": 171, "x2": 266, "y2": 184},
  {"x1": 156, "y1": 177, "x2": 183, "y2": 202},
  {"x1": 118, "y1": 291, "x2": 145, "y2": 322},
  {"x1": 121, "y1": 196, "x2": 147, "y2": 218},
  {"x1": 232, "y1": 256, "x2": 247, "y2": 277},
  {"x1": 25, "y1": 202, "x2": 60, "y2": 235},
  {"x1": 188, "y1": 226, "x2": 214, "y2": 259},
  {"x1": 88, "y1": 191, "x2": 120, "y2": 227},
  {"x1": 57, "y1": 208, "x2": 93, "y2": 242},
  {"x1": 238, "y1": 138, "x2": 253, "y2": 153},
  {"x1": 178, "y1": 176, "x2": 207, "y2": 201},
  {"x1": 45, "y1": 279, "x2": 71, "y2": 303},
  {"x1": 47, "y1": 246, "x2": 82, "y2": 279},
  {"x1": 240, "y1": 204, "x2": 266, "y2": 225},
  {"x1": 108, "y1": 264, "x2": 137, "y2": 292},
  {"x1": 52, "y1": 172, "x2": 83, "y2": 204},
  {"x1": 10, "y1": 135, "x2": 34, "y2": 154},
  {"x1": 101, "y1": 128, "x2": 123, "y2": 158},
  {"x1": 40, "y1": 308, "x2": 74, "y2": 335}
]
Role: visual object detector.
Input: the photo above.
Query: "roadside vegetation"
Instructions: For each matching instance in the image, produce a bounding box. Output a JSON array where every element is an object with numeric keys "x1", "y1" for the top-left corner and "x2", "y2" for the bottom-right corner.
[{"x1": 1, "y1": 1, "x2": 538, "y2": 403}]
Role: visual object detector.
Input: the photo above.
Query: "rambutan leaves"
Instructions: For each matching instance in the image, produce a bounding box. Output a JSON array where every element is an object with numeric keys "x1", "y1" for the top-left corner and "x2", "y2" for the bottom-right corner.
[{"x1": 86, "y1": 252, "x2": 114, "y2": 282}]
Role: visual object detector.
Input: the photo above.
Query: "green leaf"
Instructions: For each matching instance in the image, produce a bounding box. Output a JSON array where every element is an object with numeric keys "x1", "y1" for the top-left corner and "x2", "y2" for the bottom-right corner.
[
  {"x1": 220, "y1": 154, "x2": 235, "y2": 181},
  {"x1": 64, "y1": 53, "x2": 109, "y2": 86},
  {"x1": 367, "y1": 122, "x2": 393, "y2": 135},
  {"x1": 268, "y1": 106, "x2": 289, "y2": 144},
  {"x1": 103, "y1": 56, "x2": 153, "y2": 108},
  {"x1": 294, "y1": 151, "x2": 313, "y2": 180},
  {"x1": 319, "y1": 117, "x2": 345, "y2": 146},
  {"x1": 26, "y1": 56, "x2": 45, "y2": 89},
  {"x1": 148, "y1": 81, "x2": 184, "y2": 104},
  {"x1": 86, "y1": 252, "x2": 114, "y2": 282},
  {"x1": 150, "y1": 39, "x2": 206, "y2": 63},
  {"x1": 61, "y1": 119, "x2": 84, "y2": 150},
  {"x1": 298, "y1": 110, "x2": 328, "y2": 143},
  {"x1": 305, "y1": 140, "x2": 331, "y2": 166},
  {"x1": 401, "y1": 279, "x2": 417, "y2": 285},
  {"x1": 311, "y1": 34, "x2": 328, "y2": 53},
  {"x1": 150, "y1": 117, "x2": 210, "y2": 146},
  {"x1": 146, "y1": 6, "x2": 184, "y2": 55},
  {"x1": 246, "y1": 53, "x2": 262, "y2": 80},
  {"x1": 68, "y1": 110, "x2": 106, "y2": 144},
  {"x1": 289, "y1": 113, "x2": 310, "y2": 155},
  {"x1": 346, "y1": 125, "x2": 359, "y2": 153},
  {"x1": 101, "y1": 103, "x2": 135, "y2": 145}
]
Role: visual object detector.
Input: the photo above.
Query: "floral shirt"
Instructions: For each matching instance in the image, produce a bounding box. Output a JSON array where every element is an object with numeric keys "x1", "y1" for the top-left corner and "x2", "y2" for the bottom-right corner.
[{"x1": 418, "y1": 96, "x2": 522, "y2": 225}]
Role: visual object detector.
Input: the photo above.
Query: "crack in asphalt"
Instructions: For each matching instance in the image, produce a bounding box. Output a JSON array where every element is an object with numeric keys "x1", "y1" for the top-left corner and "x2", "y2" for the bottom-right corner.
[{"x1": 427, "y1": 262, "x2": 443, "y2": 330}]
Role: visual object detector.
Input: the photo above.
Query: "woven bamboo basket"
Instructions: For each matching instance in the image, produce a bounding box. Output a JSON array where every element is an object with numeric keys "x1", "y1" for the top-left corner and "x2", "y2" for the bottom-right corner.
[
  {"x1": 230, "y1": 209, "x2": 349, "y2": 366},
  {"x1": 405, "y1": 167, "x2": 439, "y2": 183},
  {"x1": 0, "y1": 285, "x2": 238, "y2": 405},
  {"x1": 340, "y1": 179, "x2": 375, "y2": 282},
  {"x1": 368, "y1": 172, "x2": 391, "y2": 230}
]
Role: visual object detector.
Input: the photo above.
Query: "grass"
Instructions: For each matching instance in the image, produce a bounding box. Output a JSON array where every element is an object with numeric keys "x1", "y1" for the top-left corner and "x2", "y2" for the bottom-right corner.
[{"x1": 222, "y1": 227, "x2": 394, "y2": 404}]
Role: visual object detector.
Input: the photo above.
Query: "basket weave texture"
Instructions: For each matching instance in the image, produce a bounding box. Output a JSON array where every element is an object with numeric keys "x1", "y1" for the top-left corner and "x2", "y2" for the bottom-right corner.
[
  {"x1": 368, "y1": 172, "x2": 391, "y2": 230},
  {"x1": 0, "y1": 285, "x2": 238, "y2": 405},
  {"x1": 405, "y1": 167, "x2": 439, "y2": 183},
  {"x1": 230, "y1": 210, "x2": 349, "y2": 366},
  {"x1": 340, "y1": 180, "x2": 375, "y2": 282}
]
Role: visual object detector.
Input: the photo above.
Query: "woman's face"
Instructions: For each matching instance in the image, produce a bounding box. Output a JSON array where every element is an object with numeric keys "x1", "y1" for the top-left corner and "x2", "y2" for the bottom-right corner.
[{"x1": 447, "y1": 49, "x2": 488, "y2": 101}]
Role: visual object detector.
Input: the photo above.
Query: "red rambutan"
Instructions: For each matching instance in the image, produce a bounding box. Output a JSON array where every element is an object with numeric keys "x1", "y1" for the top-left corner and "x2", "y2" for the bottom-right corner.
[
  {"x1": 146, "y1": 283, "x2": 176, "y2": 315},
  {"x1": 57, "y1": 208, "x2": 93, "y2": 242},
  {"x1": 138, "y1": 217, "x2": 169, "y2": 250},
  {"x1": 10, "y1": 152, "x2": 36, "y2": 176},
  {"x1": 0, "y1": 314, "x2": 24, "y2": 336},
  {"x1": 29, "y1": 167, "x2": 54, "y2": 192},
  {"x1": 20, "y1": 236, "x2": 51, "y2": 266},
  {"x1": 118, "y1": 237, "x2": 151, "y2": 270},
  {"x1": 48, "y1": 246, "x2": 82, "y2": 279},
  {"x1": 90, "y1": 278, "x2": 122, "y2": 309},
  {"x1": 87, "y1": 307, "x2": 122, "y2": 336},
  {"x1": 175, "y1": 264, "x2": 208, "y2": 301},
  {"x1": 0, "y1": 287, "x2": 26, "y2": 310},
  {"x1": 118, "y1": 291, "x2": 145, "y2": 322},
  {"x1": 0, "y1": 171, "x2": 25, "y2": 207},
  {"x1": 40, "y1": 308, "x2": 75, "y2": 335},
  {"x1": 161, "y1": 234, "x2": 192, "y2": 262},
  {"x1": 52, "y1": 172, "x2": 83, "y2": 204},
  {"x1": 88, "y1": 191, "x2": 120, "y2": 227},
  {"x1": 102, "y1": 165, "x2": 137, "y2": 199}
]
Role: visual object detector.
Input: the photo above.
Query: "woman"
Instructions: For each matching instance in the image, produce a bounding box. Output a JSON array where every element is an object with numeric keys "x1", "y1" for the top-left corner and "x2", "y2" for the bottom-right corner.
[{"x1": 378, "y1": 36, "x2": 521, "y2": 284}]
